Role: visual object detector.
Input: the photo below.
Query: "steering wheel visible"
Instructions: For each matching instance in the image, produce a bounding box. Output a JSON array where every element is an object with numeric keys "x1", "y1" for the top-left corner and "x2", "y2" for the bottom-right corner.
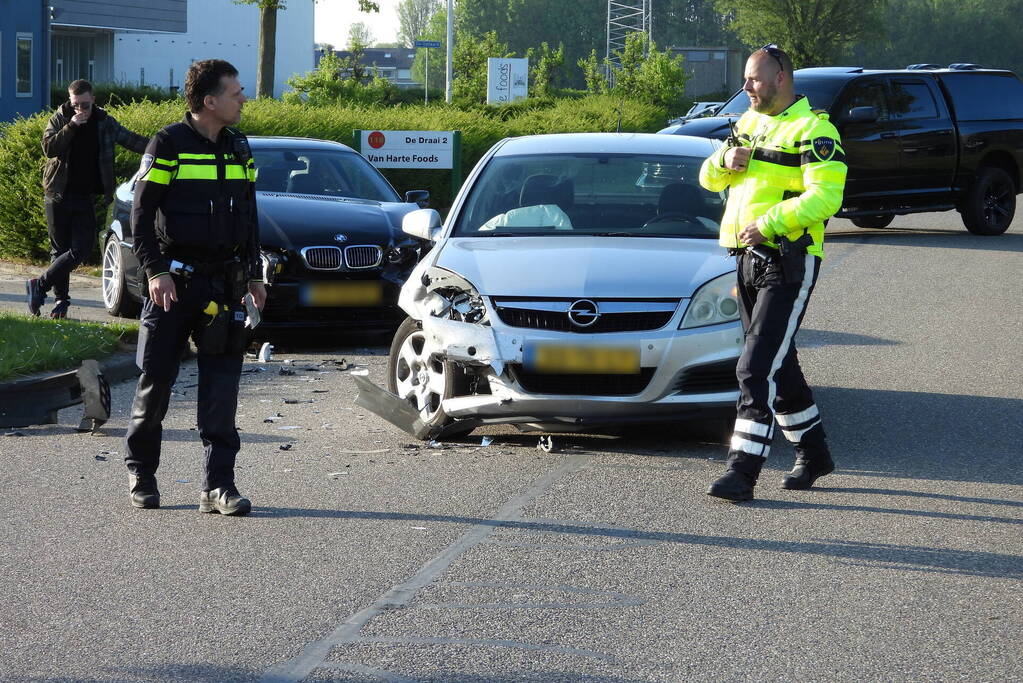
[{"x1": 643, "y1": 212, "x2": 702, "y2": 228}]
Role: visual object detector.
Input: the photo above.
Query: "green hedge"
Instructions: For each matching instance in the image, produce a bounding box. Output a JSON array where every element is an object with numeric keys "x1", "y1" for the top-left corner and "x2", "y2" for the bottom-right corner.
[{"x1": 0, "y1": 95, "x2": 667, "y2": 262}]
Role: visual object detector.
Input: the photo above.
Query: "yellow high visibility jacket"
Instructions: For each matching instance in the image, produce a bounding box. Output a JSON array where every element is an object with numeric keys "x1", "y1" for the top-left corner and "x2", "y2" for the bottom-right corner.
[{"x1": 699, "y1": 96, "x2": 847, "y2": 258}]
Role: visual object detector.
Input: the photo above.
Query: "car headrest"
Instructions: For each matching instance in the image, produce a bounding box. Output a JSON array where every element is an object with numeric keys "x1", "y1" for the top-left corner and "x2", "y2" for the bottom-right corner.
[
  {"x1": 658, "y1": 182, "x2": 705, "y2": 216},
  {"x1": 519, "y1": 174, "x2": 574, "y2": 210}
]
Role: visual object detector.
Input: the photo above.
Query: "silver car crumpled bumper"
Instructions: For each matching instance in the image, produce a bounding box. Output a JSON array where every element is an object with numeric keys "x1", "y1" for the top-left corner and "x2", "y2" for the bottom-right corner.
[{"x1": 417, "y1": 301, "x2": 742, "y2": 428}]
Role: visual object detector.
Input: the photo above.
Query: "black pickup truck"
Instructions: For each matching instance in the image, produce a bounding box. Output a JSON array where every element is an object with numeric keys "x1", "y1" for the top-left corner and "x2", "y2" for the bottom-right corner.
[{"x1": 660, "y1": 65, "x2": 1023, "y2": 235}]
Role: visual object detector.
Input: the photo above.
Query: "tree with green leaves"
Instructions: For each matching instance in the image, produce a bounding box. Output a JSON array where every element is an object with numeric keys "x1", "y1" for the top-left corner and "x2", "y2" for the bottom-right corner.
[
  {"x1": 235, "y1": 0, "x2": 380, "y2": 98},
  {"x1": 526, "y1": 42, "x2": 565, "y2": 97},
  {"x1": 453, "y1": 30, "x2": 515, "y2": 104},
  {"x1": 713, "y1": 0, "x2": 884, "y2": 68},
  {"x1": 397, "y1": 0, "x2": 441, "y2": 48},
  {"x1": 348, "y1": 21, "x2": 375, "y2": 50},
  {"x1": 579, "y1": 33, "x2": 688, "y2": 111}
]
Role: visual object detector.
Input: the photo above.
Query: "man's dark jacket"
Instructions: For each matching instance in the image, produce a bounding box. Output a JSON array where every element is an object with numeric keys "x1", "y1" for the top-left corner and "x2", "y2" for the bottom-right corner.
[{"x1": 41, "y1": 102, "x2": 149, "y2": 201}]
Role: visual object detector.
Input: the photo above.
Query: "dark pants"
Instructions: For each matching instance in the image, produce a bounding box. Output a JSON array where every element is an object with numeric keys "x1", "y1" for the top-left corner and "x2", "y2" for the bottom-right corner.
[
  {"x1": 124, "y1": 273, "x2": 245, "y2": 491},
  {"x1": 728, "y1": 250, "x2": 828, "y2": 460},
  {"x1": 39, "y1": 195, "x2": 98, "y2": 302}
]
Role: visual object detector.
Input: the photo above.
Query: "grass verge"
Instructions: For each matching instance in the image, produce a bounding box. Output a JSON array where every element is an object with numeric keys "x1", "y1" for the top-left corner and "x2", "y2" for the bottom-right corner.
[{"x1": 0, "y1": 313, "x2": 138, "y2": 382}]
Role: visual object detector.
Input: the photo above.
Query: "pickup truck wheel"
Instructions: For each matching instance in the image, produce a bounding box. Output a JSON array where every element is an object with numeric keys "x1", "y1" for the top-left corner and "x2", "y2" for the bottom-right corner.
[
  {"x1": 386, "y1": 317, "x2": 475, "y2": 439},
  {"x1": 961, "y1": 166, "x2": 1016, "y2": 235},
  {"x1": 851, "y1": 215, "x2": 894, "y2": 229},
  {"x1": 101, "y1": 235, "x2": 141, "y2": 318}
]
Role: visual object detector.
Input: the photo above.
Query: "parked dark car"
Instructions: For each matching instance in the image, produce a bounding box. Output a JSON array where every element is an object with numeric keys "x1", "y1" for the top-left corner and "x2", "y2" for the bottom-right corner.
[
  {"x1": 660, "y1": 65, "x2": 1023, "y2": 235},
  {"x1": 101, "y1": 136, "x2": 428, "y2": 329}
]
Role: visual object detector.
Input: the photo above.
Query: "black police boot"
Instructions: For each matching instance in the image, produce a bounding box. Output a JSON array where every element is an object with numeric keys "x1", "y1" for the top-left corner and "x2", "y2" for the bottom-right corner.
[
  {"x1": 707, "y1": 452, "x2": 765, "y2": 502},
  {"x1": 782, "y1": 448, "x2": 834, "y2": 490},
  {"x1": 129, "y1": 473, "x2": 160, "y2": 509},
  {"x1": 199, "y1": 486, "x2": 251, "y2": 516},
  {"x1": 26, "y1": 278, "x2": 46, "y2": 316}
]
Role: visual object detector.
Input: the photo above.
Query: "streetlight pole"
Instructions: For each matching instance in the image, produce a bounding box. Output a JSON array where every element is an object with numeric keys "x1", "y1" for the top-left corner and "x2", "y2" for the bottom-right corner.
[{"x1": 445, "y1": 0, "x2": 453, "y2": 103}]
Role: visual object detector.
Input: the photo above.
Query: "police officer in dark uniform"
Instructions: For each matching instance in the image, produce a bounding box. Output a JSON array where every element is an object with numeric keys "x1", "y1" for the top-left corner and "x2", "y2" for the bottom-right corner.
[{"x1": 124, "y1": 59, "x2": 266, "y2": 515}]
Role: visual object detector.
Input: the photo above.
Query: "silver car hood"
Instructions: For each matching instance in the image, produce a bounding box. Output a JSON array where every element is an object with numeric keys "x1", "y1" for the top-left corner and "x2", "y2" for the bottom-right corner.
[{"x1": 433, "y1": 236, "x2": 732, "y2": 298}]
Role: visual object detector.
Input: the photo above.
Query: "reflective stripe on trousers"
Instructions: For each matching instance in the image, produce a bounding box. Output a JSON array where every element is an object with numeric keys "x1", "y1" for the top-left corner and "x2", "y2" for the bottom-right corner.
[{"x1": 730, "y1": 252, "x2": 822, "y2": 459}]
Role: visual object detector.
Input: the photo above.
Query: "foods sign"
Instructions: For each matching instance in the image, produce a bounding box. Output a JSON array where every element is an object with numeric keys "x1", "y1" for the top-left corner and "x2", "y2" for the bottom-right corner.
[
  {"x1": 487, "y1": 58, "x2": 528, "y2": 105},
  {"x1": 359, "y1": 130, "x2": 454, "y2": 169}
]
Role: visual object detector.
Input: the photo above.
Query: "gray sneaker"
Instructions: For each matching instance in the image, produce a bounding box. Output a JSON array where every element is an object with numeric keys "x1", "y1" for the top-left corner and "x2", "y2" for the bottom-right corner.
[
  {"x1": 199, "y1": 486, "x2": 251, "y2": 516},
  {"x1": 26, "y1": 278, "x2": 45, "y2": 316}
]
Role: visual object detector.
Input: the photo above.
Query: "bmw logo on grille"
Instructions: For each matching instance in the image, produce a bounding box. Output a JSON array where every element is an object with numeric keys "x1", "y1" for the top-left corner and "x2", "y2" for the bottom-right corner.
[
  {"x1": 568, "y1": 299, "x2": 600, "y2": 327},
  {"x1": 333, "y1": 234, "x2": 348, "y2": 243}
]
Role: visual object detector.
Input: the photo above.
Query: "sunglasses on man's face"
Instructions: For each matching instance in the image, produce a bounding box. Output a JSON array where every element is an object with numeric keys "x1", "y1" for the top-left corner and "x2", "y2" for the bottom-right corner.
[
  {"x1": 760, "y1": 43, "x2": 785, "y2": 72},
  {"x1": 73, "y1": 101, "x2": 92, "y2": 111}
]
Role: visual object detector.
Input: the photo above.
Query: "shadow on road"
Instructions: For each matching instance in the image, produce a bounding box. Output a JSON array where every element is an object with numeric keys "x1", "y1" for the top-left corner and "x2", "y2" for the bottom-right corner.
[
  {"x1": 827, "y1": 228, "x2": 1023, "y2": 253},
  {"x1": 243, "y1": 507, "x2": 1023, "y2": 581},
  {"x1": 817, "y1": 386, "x2": 1023, "y2": 486}
]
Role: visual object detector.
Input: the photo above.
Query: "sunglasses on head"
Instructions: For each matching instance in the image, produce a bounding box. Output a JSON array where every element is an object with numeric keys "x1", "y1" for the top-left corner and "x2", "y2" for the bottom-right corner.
[{"x1": 760, "y1": 43, "x2": 785, "y2": 72}]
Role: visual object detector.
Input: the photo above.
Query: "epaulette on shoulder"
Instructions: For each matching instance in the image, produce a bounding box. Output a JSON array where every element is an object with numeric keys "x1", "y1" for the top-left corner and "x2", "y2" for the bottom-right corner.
[{"x1": 812, "y1": 109, "x2": 830, "y2": 120}]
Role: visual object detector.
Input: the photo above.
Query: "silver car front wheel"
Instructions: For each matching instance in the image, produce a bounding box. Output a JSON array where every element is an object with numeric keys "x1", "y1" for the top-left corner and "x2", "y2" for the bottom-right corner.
[{"x1": 101, "y1": 235, "x2": 139, "y2": 318}]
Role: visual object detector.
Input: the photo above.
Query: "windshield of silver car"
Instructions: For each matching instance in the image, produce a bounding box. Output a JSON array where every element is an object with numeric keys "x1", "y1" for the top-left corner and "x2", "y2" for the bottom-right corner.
[
  {"x1": 453, "y1": 153, "x2": 725, "y2": 237},
  {"x1": 253, "y1": 148, "x2": 398, "y2": 202}
]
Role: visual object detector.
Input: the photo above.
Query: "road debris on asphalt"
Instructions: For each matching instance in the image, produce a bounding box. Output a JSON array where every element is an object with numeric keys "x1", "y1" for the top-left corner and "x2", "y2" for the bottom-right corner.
[
  {"x1": 537, "y1": 435, "x2": 556, "y2": 453},
  {"x1": 284, "y1": 399, "x2": 313, "y2": 404},
  {"x1": 279, "y1": 444, "x2": 293, "y2": 451}
]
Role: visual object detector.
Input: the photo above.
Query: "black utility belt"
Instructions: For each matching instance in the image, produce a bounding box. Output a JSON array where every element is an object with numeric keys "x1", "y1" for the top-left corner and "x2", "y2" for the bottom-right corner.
[
  {"x1": 168, "y1": 257, "x2": 242, "y2": 278},
  {"x1": 730, "y1": 246, "x2": 777, "y2": 261}
]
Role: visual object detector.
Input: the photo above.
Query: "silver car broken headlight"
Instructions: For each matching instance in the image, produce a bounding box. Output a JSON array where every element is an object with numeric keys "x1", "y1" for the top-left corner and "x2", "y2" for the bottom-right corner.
[
  {"x1": 423, "y1": 268, "x2": 488, "y2": 324},
  {"x1": 680, "y1": 272, "x2": 739, "y2": 329}
]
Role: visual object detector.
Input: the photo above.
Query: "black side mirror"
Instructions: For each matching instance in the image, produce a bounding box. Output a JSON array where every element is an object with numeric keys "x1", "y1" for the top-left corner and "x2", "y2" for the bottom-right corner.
[
  {"x1": 843, "y1": 106, "x2": 878, "y2": 124},
  {"x1": 405, "y1": 190, "x2": 430, "y2": 208}
]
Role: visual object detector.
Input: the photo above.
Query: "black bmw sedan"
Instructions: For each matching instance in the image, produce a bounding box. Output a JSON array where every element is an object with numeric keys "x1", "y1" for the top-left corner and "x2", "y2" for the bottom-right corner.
[{"x1": 101, "y1": 136, "x2": 428, "y2": 330}]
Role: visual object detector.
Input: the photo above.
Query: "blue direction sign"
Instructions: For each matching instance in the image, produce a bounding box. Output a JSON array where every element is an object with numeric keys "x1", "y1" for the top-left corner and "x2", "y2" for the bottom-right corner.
[{"x1": 414, "y1": 40, "x2": 442, "y2": 48}]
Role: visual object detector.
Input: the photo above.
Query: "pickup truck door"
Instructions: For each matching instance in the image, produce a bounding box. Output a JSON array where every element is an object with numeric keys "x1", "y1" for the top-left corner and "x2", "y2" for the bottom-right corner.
[
  {"x1": 831, "y1": 77, "x2": 901, "y2": 206},
  {"x1": 891, "y1": 78, "x2": 957, "y2": 195}
]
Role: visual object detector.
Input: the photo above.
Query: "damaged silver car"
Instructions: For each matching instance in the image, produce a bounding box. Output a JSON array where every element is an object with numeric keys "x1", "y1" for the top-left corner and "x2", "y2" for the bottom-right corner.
[{"x1": 355, "y1": 133, "x2": 743, "y2": 439}]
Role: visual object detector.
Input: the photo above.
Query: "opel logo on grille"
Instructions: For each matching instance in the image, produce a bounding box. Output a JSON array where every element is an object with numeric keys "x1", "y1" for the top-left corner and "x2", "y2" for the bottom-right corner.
[
  {"x1": 568, "y1": 299, "x2": 600, "y2": 327},
  {"x1": 333, "y1": 233, "x2": 348, "y2": 243}
]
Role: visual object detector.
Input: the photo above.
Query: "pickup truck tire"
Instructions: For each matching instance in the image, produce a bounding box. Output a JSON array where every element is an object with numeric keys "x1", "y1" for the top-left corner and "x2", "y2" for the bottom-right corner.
[
  {"x1": 851, "y1": 215, "x2": 895, "y2": 229},
  {"x1": 960, "y1": 166, "x2": 1016, "y2": 235}
]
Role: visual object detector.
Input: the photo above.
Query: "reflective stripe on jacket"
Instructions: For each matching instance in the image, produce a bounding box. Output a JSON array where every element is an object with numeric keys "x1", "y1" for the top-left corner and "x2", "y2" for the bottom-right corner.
[
  {"x1": 131, "y1": 113, "x2": 259, "y2": 280},
  {"x1": 699, "y1": 96, "x2": 847, "y2": 258}
]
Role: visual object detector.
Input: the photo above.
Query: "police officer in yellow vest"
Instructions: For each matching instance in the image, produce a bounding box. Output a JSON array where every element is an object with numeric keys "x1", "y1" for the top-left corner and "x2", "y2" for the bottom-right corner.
[
  {"x1": 124, "y1": 59, "x2": 266, "y2": 515},
  {"x1": 699, "y1": 44, "x2": 847, "y2": 501}
]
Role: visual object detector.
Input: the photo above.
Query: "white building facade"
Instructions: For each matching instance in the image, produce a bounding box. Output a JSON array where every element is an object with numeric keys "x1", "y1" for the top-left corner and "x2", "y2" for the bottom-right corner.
[{"x1": 112, "y1": 0, "x2": 314, "y2": 98}]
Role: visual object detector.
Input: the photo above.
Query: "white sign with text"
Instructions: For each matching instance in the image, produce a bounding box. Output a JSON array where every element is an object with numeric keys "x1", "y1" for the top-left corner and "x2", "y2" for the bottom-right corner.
[
  {"x1": 487, "y1": 58, "x2": 528, "y2": 105},
  {"x1": 359, "y1": 130, "x2": 454, "y2": 169}
]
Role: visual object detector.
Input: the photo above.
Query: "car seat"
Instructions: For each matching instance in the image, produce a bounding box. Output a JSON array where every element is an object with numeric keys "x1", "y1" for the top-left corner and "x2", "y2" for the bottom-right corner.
[
  {"x1": 519, "y1": 174, "x2": 574, "y2": 212},
  {"x1": 255, "y1": 167, "x2": 289, "y2": 192},
  {"x1": 658, "y1": 182, "x2": 705, "y2": 217}
]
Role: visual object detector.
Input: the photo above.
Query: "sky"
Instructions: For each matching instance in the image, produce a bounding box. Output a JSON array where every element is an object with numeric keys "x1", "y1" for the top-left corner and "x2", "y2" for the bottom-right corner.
[{"x1": 315, "y1": 0, "x2": 403, "y2": 49}]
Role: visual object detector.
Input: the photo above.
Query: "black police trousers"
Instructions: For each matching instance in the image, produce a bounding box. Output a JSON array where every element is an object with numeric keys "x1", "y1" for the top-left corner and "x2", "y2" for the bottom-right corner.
[
  {"x1": 124, "y1": 274, "x2": 244, "y2": 491},
  {"x1": 39, "y1": 194, "x2": 98, "y2": 302},
  {"x1": 728, "y1": 249, "x2": 828, "y2": 461}
]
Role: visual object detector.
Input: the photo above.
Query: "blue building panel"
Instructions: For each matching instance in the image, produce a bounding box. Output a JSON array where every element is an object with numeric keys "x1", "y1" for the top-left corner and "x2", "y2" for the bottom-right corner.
[
  {"x1": 52, "y1": 0, "x2": 187, "y2": 34},
  {"x1": 0, "y1": 0, "x2": 48, "y2": 121}
]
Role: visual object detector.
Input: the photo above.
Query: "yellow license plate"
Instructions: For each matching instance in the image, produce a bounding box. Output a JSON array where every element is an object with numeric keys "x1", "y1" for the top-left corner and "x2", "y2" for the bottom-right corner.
[
  {"x1": 525, "y1": 344, "x2": 640, "y2": 374},
  {"x1": 302, "y1": 281, "x2": 383, "y2": 307}
]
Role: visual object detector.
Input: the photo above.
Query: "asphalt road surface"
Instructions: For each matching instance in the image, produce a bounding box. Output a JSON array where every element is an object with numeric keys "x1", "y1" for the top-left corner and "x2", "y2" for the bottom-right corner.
[{"x1": 1, "y1": 212, "x2": 1021, "y2": 682}]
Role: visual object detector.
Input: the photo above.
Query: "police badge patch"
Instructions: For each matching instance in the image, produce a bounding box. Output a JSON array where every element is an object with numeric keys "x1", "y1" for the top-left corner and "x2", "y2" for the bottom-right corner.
[
  {"x1": 811, "y1": 137, "x2": 836, "y2": 161},
  {"x1": 138, "y1": 153, "x2": 155, "y2": 178}
]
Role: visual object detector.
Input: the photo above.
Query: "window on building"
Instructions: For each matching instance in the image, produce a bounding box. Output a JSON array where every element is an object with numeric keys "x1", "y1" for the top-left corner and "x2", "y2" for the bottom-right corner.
[{"x1": 17, "y1": 33, "x2": 33, "y2": 97}]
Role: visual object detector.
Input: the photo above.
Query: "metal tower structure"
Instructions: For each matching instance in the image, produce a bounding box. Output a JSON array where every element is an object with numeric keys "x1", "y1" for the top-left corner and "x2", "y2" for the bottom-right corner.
[{"x1": 606, "y1": 0, "x2": 652, "y2": 74}]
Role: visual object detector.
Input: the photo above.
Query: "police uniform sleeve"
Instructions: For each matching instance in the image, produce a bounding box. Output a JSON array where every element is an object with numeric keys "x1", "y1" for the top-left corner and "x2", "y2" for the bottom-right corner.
[
  {"x1": 244, "y1": 148, "x2": 262, "y2": 282},
  {"x1": 132, "y1": 131, "x2": 177, "y2": 280},
  {"x1": 758, "y1": 118, "x2": 847, "y2": 240},
  {"x1": 699, "y1": 146, "x2": 734, "y2": 193}
]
